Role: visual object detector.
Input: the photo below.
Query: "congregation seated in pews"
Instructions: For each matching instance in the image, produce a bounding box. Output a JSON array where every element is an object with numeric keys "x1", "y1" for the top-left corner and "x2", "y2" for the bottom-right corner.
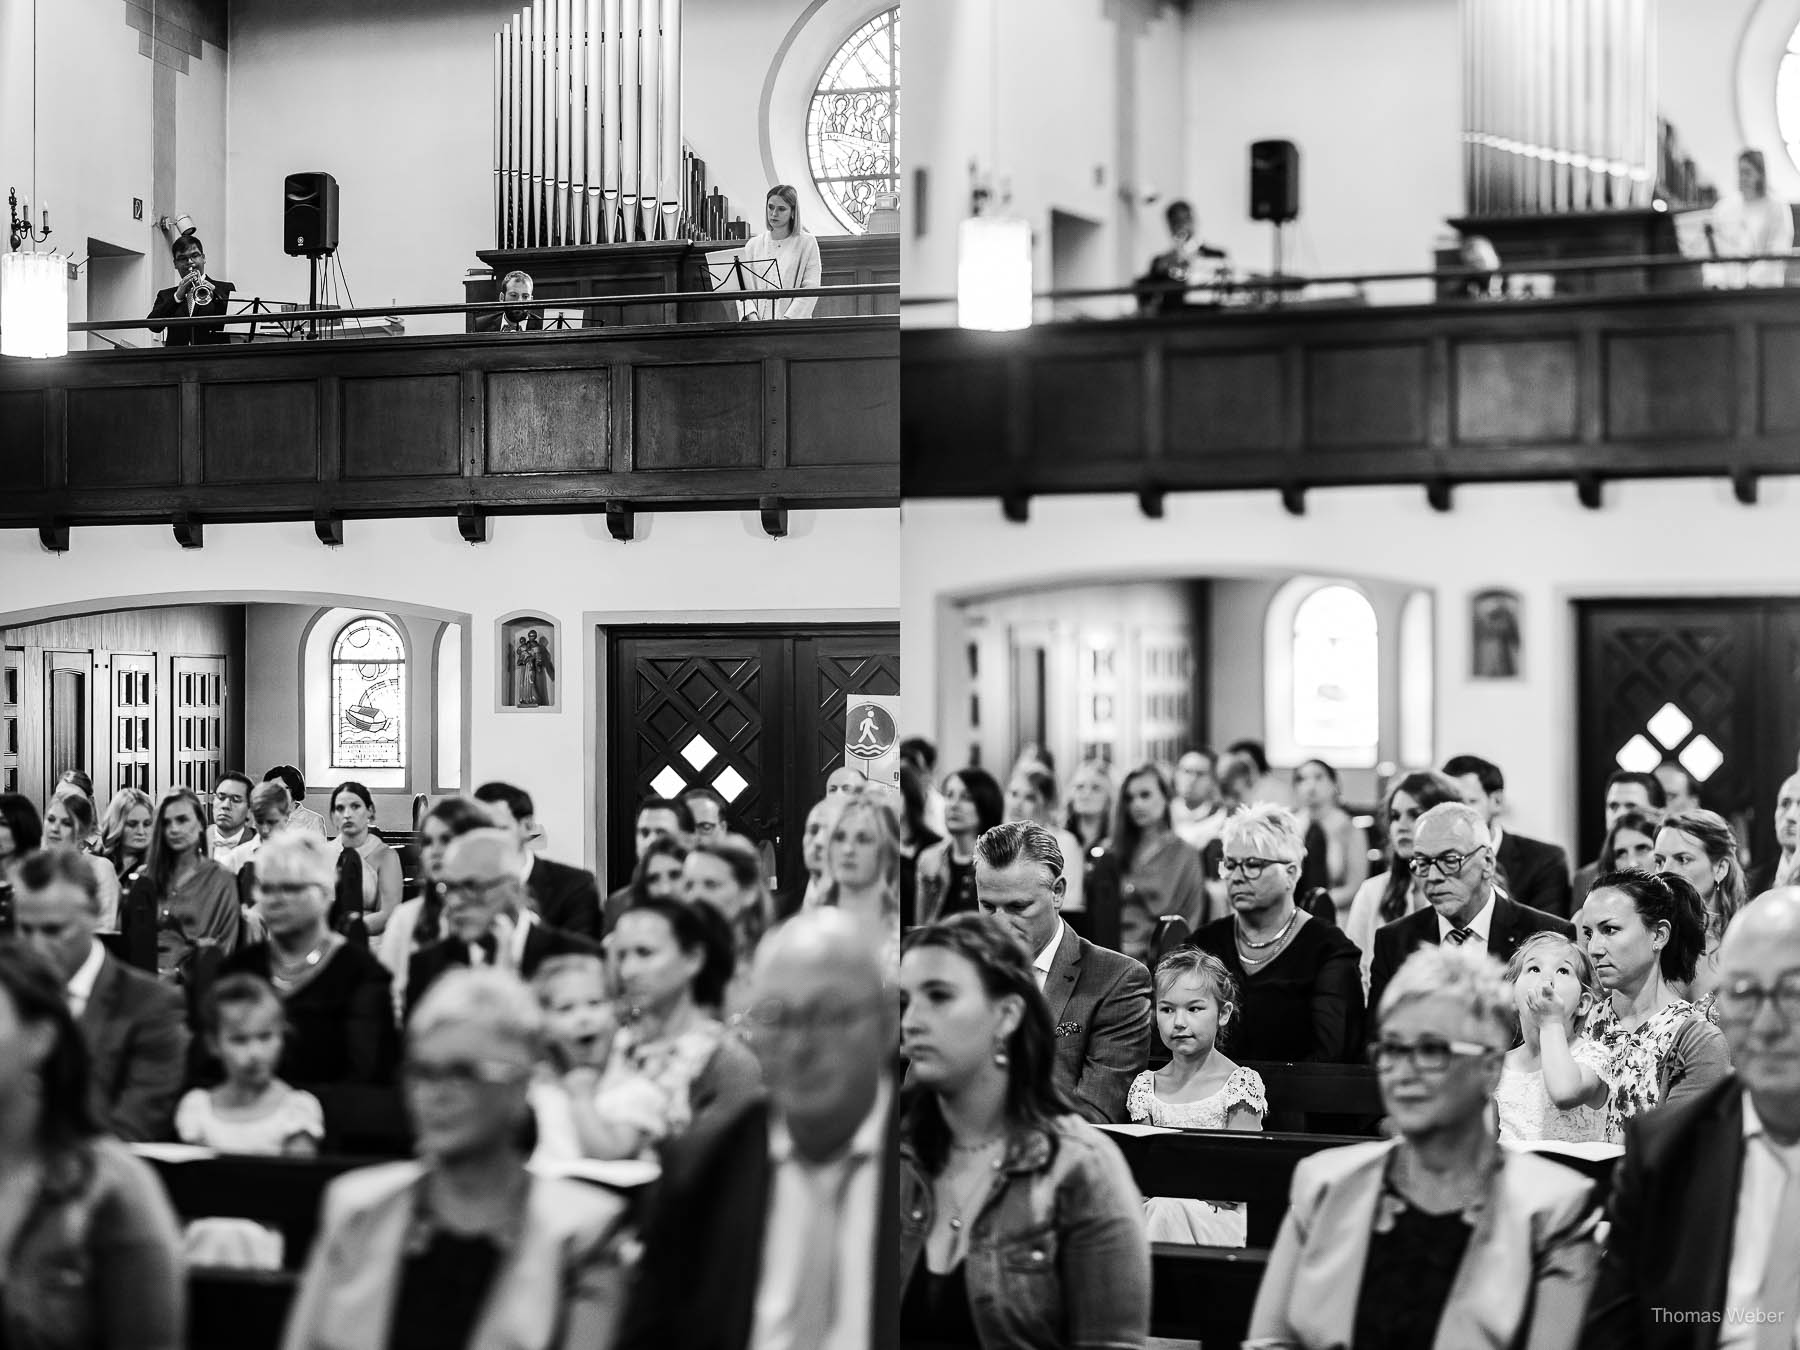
[
  {"x1": 888, "y1": 732, "x2": 1795, "y2": 1347},
  {"x1": 0, "y1": 759, "x2": 903, "y2": 1349}
]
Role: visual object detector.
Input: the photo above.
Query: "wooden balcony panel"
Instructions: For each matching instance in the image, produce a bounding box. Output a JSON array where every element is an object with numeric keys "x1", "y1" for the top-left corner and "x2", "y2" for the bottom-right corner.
[
  {"x1": 0, "y1": 319, "x2": 896, "y2": 525},
  {"x1": 201, "y1": 380, "x2": 319, "y2": 484},
  {"x1": 900, "y1": 291, "x2": 1800, "y2": 499}
]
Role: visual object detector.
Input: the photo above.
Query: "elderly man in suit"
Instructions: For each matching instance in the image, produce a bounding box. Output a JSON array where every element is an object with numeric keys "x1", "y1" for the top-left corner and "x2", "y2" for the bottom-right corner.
[
  {"x1": 404, "y1": 828, "x2": 600, "y2": 1019},
  {"x1": 974, "y1": 819, "x2": 1152, "y2": 1124},
  {"x1": 1368, "y1": 802, "x2": 1573, "y2": 1017},
  {"x1": 1443, "y1": 754, "x2": 1574, "y2": 918},
  {"x1": 12, "y1": 847, "x2": 188, "y2": 1140},
  {"x1": 617, "y1": 908, "x2": 897, "y2": 1350},
  {"x1": 1583, "y1": 887, "x2": 1800, "y2": 1348},
  {"x1": 472, "y1": 781, "x2": 603, "y2": 938}
]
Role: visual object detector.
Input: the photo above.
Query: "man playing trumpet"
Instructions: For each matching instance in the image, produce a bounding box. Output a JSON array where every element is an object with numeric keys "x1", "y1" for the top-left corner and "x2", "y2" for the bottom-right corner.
[{"x1": 147, "y1": 232, "x2": 234, "y2": 345}]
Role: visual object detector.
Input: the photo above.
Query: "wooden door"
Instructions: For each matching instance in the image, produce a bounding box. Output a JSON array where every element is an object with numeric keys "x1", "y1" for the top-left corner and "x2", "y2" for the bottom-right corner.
[
  {"x1": 1, "y1": 649, "x2": 20, "y2": 794},
  {"x1": 110, "y1": 653, "x2": 156, "y2": 796},
  {"x1": 43, "y1": 651, "x2": 93, "y2": 787},
  {"x1": 1577, "y1": 600, "x2": 1800, "y2": 868},
  {"x1": 170, "y1": 655, "x2": 227, "y2": 795},
  {"x1": 607, "y1": 624, "x2": 900, "y2": 893}
]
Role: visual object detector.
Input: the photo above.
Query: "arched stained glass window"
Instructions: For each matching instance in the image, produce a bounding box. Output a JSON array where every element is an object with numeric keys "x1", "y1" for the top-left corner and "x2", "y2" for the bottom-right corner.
[
  {"x1": 331, "y1": 617, "x2": 406, "y2": 770},
  {"x1": 1291, "y1": 585, "x2": 1379, "y2": 752},
  {"x1": 807, "y1": 7, "x2": 899, "y2": 234}
]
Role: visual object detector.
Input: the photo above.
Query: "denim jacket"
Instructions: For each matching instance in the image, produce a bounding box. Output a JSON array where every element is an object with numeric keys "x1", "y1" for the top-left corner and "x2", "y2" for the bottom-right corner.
[
  {"x1": 899, "y1": 1112, "x2": 1150, "y2": 1349},
  {"x1": 4, "y1": 1137, "x2": 186, "y2": 1350}
]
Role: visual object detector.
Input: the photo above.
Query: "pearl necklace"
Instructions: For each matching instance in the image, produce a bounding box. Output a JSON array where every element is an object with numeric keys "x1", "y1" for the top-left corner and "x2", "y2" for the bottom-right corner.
[{"x1": 269, "y1": 936, "x2": 329, "y2": 990}]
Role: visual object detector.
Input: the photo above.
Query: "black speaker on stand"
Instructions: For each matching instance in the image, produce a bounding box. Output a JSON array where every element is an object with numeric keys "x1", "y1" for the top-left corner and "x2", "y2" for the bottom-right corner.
[
  {"x1": 1249, "y1": 140, "x2": 1299, "y2": 278},
  {"x1": 284, "y1": 172, "x2": 339, "y2": 339}
]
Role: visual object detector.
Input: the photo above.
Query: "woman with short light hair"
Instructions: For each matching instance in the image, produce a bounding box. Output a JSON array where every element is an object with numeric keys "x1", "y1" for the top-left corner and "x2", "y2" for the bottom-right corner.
[
  {"x1": 281, "y1": 967, "x2": 630, "y2": 1350},
  {"x1": 1194, "y1": 804, "x2": 1365, "y2": 1063},
  {"x1": 1246, "y1": 944, "x2": 1600, "y2": 1349}
]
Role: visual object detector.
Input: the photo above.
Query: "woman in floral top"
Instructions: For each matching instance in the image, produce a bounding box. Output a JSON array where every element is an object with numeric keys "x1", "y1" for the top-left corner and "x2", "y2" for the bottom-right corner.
[{"x1": 1580, "y1": 870, "x2": 1731, "y2": 1140}]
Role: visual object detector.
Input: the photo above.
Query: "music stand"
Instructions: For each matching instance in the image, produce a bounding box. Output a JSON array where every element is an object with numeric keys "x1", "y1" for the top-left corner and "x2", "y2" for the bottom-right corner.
[{"x1": 705, "y1": 252, "x2": 781, "y2": 319}]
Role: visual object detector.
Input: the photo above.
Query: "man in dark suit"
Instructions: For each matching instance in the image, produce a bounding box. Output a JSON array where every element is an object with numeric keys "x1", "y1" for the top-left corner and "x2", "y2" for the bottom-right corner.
[
  {"x1": 1443, "y1": 754, "x2": 1573, "y2": 918},
  {"x1": 618, "y1": 909, "x2": 896, "y2": 1350},
  {"x1": 472, "y1": 268, "x2": 546, "y2": 333},
  {"x1": 472, "y1": 781, "x2": 602, "y2": 938},
  {"x1": 1368, "y1": 802, "x2": 1573, "y2": 1016},
  {"x1": 146, "y1": 232, "x2": 234, "y2": 345},
  {"x1": 404, "y1": 828, "x2": 600, "y2": 1019},
  {"x1": 975, "y1": 819, "x2": 1151, "y2": 1123},
  {"x1": 13, "y1": 848, "x2": 188, "y2": 1141},
  {"x1": 1583, "y1": 888, "x2": 1800, "y2": 1348}
]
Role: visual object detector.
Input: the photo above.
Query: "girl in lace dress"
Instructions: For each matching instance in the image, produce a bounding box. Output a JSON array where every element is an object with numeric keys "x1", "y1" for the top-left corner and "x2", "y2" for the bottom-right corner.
[
  {"x1": 1497, "y1": 933, "x2": 1610, "y2": 1144},
  {"x1": 1127, "y1": 948, "x2": 1266, "y2": 1246}
]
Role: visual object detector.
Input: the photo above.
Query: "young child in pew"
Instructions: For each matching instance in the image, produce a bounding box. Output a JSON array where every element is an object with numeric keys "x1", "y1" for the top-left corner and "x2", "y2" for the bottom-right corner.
[
  {"x1": 177, "y1": 973, "x2": 324, "y2": 1155},
  {"x1": 1497, "y1": 931, "x2": 1612, "y2": 1144},
  {"x1": 527, "y1": 953, "x2": 625, "y2": 1161},
  {"x1": 175, "y1": 974, "x2": 324, "y2": 1269},
  {"x1": 1126, "y1": 948, "x2": 1267, "y2": 1247}
]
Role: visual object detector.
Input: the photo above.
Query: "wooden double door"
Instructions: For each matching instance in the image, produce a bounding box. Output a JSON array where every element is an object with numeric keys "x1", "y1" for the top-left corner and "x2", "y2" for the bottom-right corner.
[
  {"x1": 606, "y1": 624, "x2": 899, "y2": 893},
  {"x1": 1577, "y1": 599, "x2": 1800, "y2": 868},
  {"x1": 1, "y1": 646, "x2": 229, "y2": 807}
]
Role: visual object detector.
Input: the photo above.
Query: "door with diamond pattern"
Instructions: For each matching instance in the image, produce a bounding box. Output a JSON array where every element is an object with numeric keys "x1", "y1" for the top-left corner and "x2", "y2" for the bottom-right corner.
[
  {"x1": 607, "y1": 625, "x2": 900, "y2": 894},
  {"x1": 1577, "y1": 601, "x2": 1800, "y2": 869}
]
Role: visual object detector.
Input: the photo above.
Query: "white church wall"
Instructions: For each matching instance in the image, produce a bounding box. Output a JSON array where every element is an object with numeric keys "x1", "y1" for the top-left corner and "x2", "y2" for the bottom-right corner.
[
  {"x1": 1, "y1": 507, "x2": 900, "y2": 877},
  {"x1": 902, "y1": 480, "x2": 1800, "y2": 854}
]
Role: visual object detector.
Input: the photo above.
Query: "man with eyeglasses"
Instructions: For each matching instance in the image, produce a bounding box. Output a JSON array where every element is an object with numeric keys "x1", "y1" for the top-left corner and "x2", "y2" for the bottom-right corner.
[
  {"x1": 618, "y1": 908, "x2": 898, "y2": 1350},
  {"x1": 404, "y1": 829, "x2": 600, "y2": 1020},
  {"x1": 974, "y1": 819, "x2": 1151, "y2": 1124},
  {"x1": 1368, "y1": 802, "x2": 1572, "y2": 1017},
  {"x1": 206, "y1": 771, "x2": 257, "y2": 871},
  {"x1": 1585, "y1": 888, "x2": 1800, "y2": 1347}
]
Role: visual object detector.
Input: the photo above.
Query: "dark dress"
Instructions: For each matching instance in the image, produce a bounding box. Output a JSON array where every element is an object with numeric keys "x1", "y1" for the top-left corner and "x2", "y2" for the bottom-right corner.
[
  {"x1": 221, "y1": 941, "x2": 398, "y2": 1085},
  {"x1": 1192, "y1": 914, "x2": 1365, "y2": 1063},
  {"x1": 939, "y1": 856, "x2": 979, "y2": 919},
  {"x1": 1351, "y1": 1192, "x2": 1475, "y2": 1350},
  {"x1": 387, "y1": 1231, "x2": 503, "y2": 1350}
]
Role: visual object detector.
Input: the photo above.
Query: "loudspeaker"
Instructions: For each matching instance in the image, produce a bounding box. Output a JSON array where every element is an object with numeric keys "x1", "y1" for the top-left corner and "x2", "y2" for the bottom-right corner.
[
  {"x1": 1249, "y1": 140, "x2": 1299, "y2": 223},
  {"x1": 283, "y1": 172, "x2": 339, "y2": 257}
]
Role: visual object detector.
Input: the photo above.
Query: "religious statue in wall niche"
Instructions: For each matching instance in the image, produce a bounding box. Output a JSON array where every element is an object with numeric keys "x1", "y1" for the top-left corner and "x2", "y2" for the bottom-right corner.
[{"x1": 514, "y1": 628, "x2": 555, "y2": 707}]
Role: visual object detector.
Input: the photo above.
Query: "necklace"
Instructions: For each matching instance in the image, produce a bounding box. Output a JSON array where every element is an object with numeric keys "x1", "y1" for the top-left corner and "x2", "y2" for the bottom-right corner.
[
  {"x1": 270, "y1": 936, "x2": 329, "y2": 990},
  {"x1": 939, "y1": 1141, "x2": 1004, "y2": 1233},
  {"x1": 1237, "y1": 906, "x2": 1298, "y2": 950}
]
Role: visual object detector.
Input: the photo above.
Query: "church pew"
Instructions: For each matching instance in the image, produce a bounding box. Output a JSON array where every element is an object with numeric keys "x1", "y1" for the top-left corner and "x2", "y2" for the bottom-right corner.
[
  {"x1": 1150, "y1": 1243, "x2": 1268, "y2": 1346},
  {"x1": 142, "y1": 1150, "x2": 371, "y2": 1269},
  {"x1": 191, "y1": 1268, "x2": 298, "y2": 1350},
  {"x1": 1098, "y1": 1127, "x2": 1619, "y2": 1248}
]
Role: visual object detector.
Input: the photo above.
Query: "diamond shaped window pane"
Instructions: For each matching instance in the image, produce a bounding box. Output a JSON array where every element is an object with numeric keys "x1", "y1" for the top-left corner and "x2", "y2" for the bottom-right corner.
[
  {"x1": 712, "y1": 764, "x2": 749, "y2": 804},
  {"x1": 1679, "y1": 734, "x2": 1725, "y2": 783},
  {"x1": 1646, "y1": 702, "x2": 1693, "y2": 750},
  {"x1": 650, "y1": 764, "x2": 688, "y2": 799},
  {"x1": 1615, "y1": 734, "x2": 1661, "y2": 773},
  {"x1": 681, "y1": 733, "x2": 717, "y2": 771}
]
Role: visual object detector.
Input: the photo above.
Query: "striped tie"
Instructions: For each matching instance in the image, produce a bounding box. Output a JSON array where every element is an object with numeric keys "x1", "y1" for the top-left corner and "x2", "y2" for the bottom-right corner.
[{"x1": 1445, "y1": 927, "x2": 1476, "y2": 947}]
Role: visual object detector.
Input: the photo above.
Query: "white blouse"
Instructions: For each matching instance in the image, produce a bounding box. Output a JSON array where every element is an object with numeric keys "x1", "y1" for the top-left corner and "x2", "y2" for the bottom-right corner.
[{"x1": 737, "y1": 229, "x2": 823, "y2": 320}]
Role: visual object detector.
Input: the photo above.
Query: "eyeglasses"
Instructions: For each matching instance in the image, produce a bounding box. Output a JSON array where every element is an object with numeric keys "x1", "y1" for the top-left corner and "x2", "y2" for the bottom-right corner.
[
  {"x1": 437, "y1": 876, "x2": 513, "y2": 902},
  {"x1": 741, "y1": 995, "x2": 884, "y2": 1039},
  {"x1": 400, "y1": 1058, "x2": 530, "y2": 1090},
  {"x1": 1409, "y1": 848, "x2": 1487, "y2": 878},
  {"x1": 1367, "y1": 1035, "x2": 1496, "y2": 1074},
  {"x1": 1218, "y1": 856, "x2": 1287, "y2": 880},
  {"x1": 1714, "y1": 973, "x2": 1800, "y2": 1023},
  {"x1": 256, "y1": 882, "x2": 323, "y2": 899}
]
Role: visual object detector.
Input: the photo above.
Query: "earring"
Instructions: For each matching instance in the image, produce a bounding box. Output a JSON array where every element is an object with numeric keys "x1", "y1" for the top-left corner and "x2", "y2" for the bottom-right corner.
[{"x1": 993, "y1": 1038, "x2": 1009, "y2": 1068}]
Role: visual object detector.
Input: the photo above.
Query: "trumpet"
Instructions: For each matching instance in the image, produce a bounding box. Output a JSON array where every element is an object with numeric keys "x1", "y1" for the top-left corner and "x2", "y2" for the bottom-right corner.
[{"x1": 184, "y1": 267, "x2": 214, "y2": 307}]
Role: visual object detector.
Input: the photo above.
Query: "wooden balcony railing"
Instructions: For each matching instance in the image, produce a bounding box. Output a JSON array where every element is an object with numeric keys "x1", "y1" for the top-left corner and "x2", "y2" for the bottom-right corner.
[
  {"x1": 902, "y1": 283, "x2": 1800, "y2": 511},
  {"x1": 0, "y1": 309, "x2": 896, "y2": 539}
]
